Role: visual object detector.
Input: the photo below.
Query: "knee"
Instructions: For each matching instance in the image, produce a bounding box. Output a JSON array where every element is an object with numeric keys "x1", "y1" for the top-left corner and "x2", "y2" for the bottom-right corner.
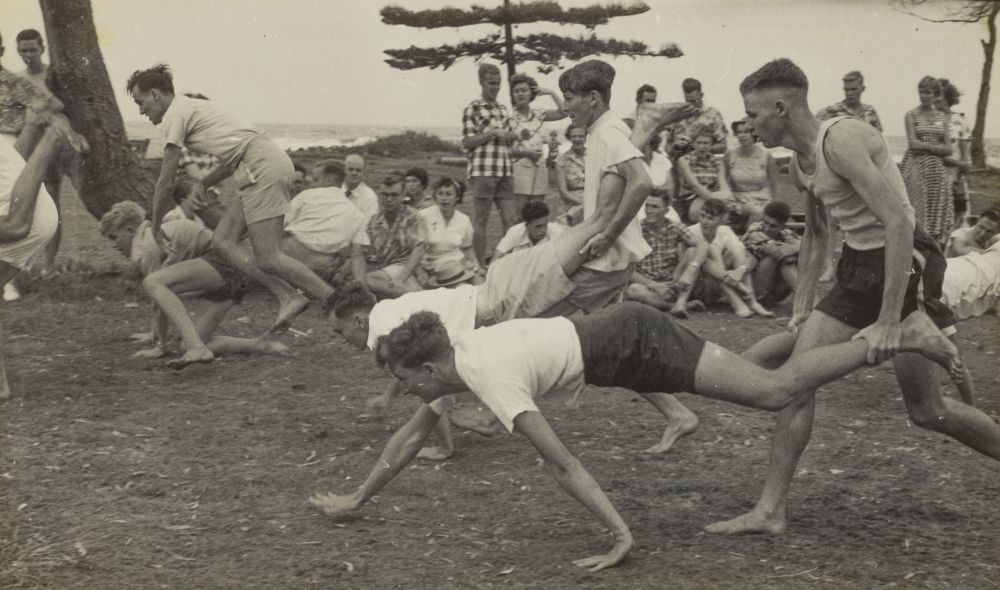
[
  {"x1": 256, "y1": 252, "x2": 283, "y2": 275},
  {"x1": 142, "y1": 273, "x2": 163, "y2": 294},
  {"x1": 905, "y1": 395, "x2": 949, "y2": 430}
]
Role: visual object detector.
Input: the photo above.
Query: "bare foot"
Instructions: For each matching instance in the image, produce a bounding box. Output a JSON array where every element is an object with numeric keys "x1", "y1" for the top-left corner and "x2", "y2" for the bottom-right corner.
[
  {"x1": 686, "y1": 300, "x2": 706, "y2": 312},
  {"x1": 748, "y1": 300, "x2": 775, "y2": 317},
  {"x1": 165, "y1": 347, "x2": 215, "y2": 370},
  {"x1": 704, "y1": 509, "x2": 786, "y2": 535},
  {"x1": 255, "y1": 338, "x2": 291, "y2": 356},
  {"x1": 669, "y1": 303, "x2": 689, "y2": 319},
  {"x1": 733, "y1": 302, "x2": 753, "y2": 318},
  {"x1": 645, "y1": 413, "x2": 699, "y2": 454},
  {"x1": 132, "y1": 345, "x2": 166, "y2": 359},
  {"x1": 898, "y1": 311, "x2": 964, "y2": 383},
  {"x1": 269, "y1": 294, "x2": 310, "y2": 334},
  {"x1": 416, "y1": 445, "x2": 453, "y2": 461},
  {"x1": 449, "y1": 405, "x2": 500, "y2": 437},
  {"x1": 633, "y1": 102, "x2": 699, "y2": 143}
]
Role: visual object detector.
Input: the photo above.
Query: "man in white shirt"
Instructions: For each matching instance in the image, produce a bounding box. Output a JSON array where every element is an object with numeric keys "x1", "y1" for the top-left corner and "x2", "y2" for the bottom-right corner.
[
  {"x1": 945, "y1": 207, "x2": 1000, "y2": 258},
  {"x1": 343, "y1": 154, "x2": 379, "y2": 221},
  {"x1": 310, "y1": 301, "x2": 961, "y2": 573},
  {"x1": 126, "y1": 64, "x2": 335, "y2": 334},
  {"x1": 492, "y1": 200, "x2": 564, "y2": 260}
]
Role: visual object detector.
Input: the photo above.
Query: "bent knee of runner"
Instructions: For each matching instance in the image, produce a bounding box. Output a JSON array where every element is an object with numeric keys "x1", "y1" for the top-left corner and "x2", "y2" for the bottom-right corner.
[
  {"x1": 905, "y1": 395, "x2": 949, "y2": 430},
  {"x1": 255, "y1": 251, "x2": 286, "y2": 275}
]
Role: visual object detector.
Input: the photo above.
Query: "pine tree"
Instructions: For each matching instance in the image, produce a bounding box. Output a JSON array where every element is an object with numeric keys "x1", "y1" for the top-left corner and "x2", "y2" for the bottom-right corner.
[{"x1": 381, "y1": 1, "x2": 682, "y2": 78}]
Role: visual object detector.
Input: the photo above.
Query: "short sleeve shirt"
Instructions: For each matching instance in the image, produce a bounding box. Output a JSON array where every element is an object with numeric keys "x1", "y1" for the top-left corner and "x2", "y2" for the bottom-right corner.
[
  {"x1": 494, "y1": 221, "x2": 564, "y2": 255},
  {"x1": 664, "y1": 105, "x2": 727, "y2": 150},
  {"x1": 815, "y1": 101, "x2": 883, "y2": 132},
  {"x1": 462, "y1": 97, "x2": 513, "y2": 178},
  {"x1": 556, "y1": 149, "x2": 586, "y2": 195},
  {"x1": 0, "y1": 69, "x2": 52, "y2": 135},
  {"x1": 285, "y1": 186, "x2": 365, "y2": 254},
  {"x1": 159, "y1": 95, "x2": 263, "y2": 168},
  {"x1": 636, "y1": 218, "x2": 694, "y2": 282},
  {"x1": 441, "y1": 317, "x2": 585, "y2": 433},
  {"x1": 582, "y1": 111, "x2": 650, "y2": 272},
  {"x1": 688, "y1": 223, "x2": 744, "y2": 260},
  {"x1": 367, "y1": 284, "x2": 478, "y2": 350},
  {"x1": 420, "y1": 205, "x2": 474, "y2": 270},
  {"x1": 131, "y1": 218, "x2": 213, "y2": 276},
  {"x1": 353, "y1": 206, "x2": 427, "y2": 268},
  {"x1": 742, "y1": 221, "x2": 799, "y2": 260},
  {"x1": 345, "y1": 183, "x2": 379, "y2": 221}
]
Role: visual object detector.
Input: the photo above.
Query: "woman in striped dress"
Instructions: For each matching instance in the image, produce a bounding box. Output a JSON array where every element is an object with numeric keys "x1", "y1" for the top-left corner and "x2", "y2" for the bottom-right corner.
[{"x1": 900, "y1": 76, "x2": 953, "y2": 246}]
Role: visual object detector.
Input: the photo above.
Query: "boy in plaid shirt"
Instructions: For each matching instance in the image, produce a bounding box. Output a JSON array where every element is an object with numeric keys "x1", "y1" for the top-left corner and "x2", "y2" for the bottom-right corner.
[
  {"x1": 742, "y1": 200, "x2": 800, "y2": 304},
  {"x1": 626, "y1": 193, "x2": 706, "y2": 314},
  {"x1": 462, "y1": 63, "x2": 518, "y2": 265}
]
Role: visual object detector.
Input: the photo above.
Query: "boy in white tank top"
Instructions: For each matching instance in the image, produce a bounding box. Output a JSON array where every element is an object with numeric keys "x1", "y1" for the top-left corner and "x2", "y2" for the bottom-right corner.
[{"x1": 706, "y1": 58, "x2": 1000, "y2": 538}]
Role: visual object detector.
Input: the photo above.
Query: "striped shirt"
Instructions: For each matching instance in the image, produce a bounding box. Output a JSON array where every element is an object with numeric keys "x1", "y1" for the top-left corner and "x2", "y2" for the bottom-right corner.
[{"x1": 462, "y1": 97, "x2": 513, "y2": 178}]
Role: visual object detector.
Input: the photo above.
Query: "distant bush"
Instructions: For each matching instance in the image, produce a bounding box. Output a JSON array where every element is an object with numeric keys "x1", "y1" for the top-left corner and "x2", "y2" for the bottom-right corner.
[{"x1": 362, "y1": 130, "x2": 461, "y2": 158}]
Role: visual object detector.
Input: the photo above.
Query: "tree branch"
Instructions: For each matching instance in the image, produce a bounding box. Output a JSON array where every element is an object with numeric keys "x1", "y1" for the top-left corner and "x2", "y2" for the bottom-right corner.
[{"x1": 382, "y1": 1, "x2": 650, "y2": 30}]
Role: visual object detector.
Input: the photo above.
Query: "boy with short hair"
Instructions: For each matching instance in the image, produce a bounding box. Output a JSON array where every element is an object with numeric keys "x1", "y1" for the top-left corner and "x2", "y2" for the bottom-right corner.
[
  {"x1": 743, "y1": 200, "x2": 800, "y2": 304},
  {"x1": 492, "y1": 200, "x2": 564, "y2": 260}
]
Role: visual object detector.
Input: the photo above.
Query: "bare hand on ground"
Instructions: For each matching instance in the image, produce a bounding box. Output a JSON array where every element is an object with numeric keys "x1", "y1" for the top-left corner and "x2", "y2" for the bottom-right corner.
[{"x1": 309, "y1": 492, "x2": 360, "y2": 516}]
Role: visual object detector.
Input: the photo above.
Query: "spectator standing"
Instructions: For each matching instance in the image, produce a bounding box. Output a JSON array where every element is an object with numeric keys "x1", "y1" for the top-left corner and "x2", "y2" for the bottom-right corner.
[{"x1": 462, "y1": 63, "x2": 518, "y2": 265}]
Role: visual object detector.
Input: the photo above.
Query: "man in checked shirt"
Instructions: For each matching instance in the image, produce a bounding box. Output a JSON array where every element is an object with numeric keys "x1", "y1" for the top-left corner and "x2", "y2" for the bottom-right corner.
[{"x1": 462, "y1": 63, "x2": 519, "y2": 266}]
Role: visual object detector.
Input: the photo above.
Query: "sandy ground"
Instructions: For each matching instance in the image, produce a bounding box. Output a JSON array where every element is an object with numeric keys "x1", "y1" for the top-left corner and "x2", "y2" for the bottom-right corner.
[{"x1": 0, "y1": 156, "x2": 997, "y2": 589}]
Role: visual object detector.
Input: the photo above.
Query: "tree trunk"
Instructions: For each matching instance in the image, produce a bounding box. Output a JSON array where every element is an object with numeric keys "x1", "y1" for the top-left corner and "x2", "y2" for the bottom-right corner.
[
  {"x1": 971, "y1": 2, "x2": 998, "y2": 169},
  {"x1": 39, "y1": 0, "x2": 153, "y2": 219},
  {"x1": 503, "y1": 0, "x2": 516, "y2": 82}
]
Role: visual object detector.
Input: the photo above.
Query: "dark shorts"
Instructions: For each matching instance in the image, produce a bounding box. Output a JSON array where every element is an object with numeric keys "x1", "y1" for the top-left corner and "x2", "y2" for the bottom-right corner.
[
  {"x1": 815, "y1": 225, "x2": 956, "y2": 330},
  {"x1": 200, "y1": 249, "x2": 251, "y2": 303},
  {"x1": 571, "y1": 302, "x2": 706, "y2": 394}
]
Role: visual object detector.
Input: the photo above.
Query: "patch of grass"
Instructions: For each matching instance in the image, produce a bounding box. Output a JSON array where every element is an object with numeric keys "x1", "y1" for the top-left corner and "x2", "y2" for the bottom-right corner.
[{"x1": 360, "y1": 130, "x2": 461, "y2": 158}]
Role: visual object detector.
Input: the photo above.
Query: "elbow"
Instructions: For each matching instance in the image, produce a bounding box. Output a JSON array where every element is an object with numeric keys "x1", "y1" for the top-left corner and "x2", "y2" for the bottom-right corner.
[{"x1": 6, "y1": 224, "x2": 31, "y2": 242}]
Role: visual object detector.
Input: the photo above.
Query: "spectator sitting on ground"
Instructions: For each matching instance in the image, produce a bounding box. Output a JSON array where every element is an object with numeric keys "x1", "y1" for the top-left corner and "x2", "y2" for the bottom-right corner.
[
  {"x1": 941, "y1": 236, "x2": 1000, "y2": 320},
  {"x1": 343, "y1": 154, "x2": 379, "y2": 221},
  {"x1": 626, "y1": 192, "x2": 707, "y2": 314},
  {"x1": 351, "y1": 173, "x2": 427, "y2": 298},
  {"x1": 742, "y1": 200, "x2": 800, "y2": 305},
  {"x1": 419, "y1": 176, "x2": 482, "y2": 285},
  {"x1": 688, "y1": 198, "x2": 773, "y2": 318},
  {"x1": 291, "y1": 161, "x2": 311, "y2": 197},
  {"x1": 492, "y1": 200, "x2": 564, "y2": 261},
  {"x1": 282, "y1": 159, "x2": 365, "y2": 286},
  {"x1": 402, "y1": 167, "x2": 433, "y2": 210},
  {"x1": 945, "y1": 207, "x2": 1000, "y2": 257},
  {"x1": 99, "y1": 201, "x2": 287, "y2": 364}
]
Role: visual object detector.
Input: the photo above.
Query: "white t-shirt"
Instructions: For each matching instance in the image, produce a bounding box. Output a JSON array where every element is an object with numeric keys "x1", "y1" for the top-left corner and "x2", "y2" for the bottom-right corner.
[
  {"x1": 432, "y1": 317, "x2": 585, "y2": 433},
  {"x1": 285, "y1": 186, "x2": 365, "y2": 254},
  {"x1": 345, "y1": 182, "x2": 379, "y2": 221},
  {"x1": 420, "y1": 205, "x2": 473, "y2": 270},
  {"x1": 159, "y1": 95, "x2": 263, "y2": 168},
  {"x1": 645, "y1": 152, "x2": 673, "y2": 193},
  {"x1": 494, "y1": 221, "x2": 565, "y2": 256},
  {"x1": 582, "y1": 110, "x2": 651, "y2": 272},
  {"x1": 688, "y1": 223, "x2": 744, "y2": 260},
  {"x1": 366, "y1": 284, "x2": 478, "y2": 350}
]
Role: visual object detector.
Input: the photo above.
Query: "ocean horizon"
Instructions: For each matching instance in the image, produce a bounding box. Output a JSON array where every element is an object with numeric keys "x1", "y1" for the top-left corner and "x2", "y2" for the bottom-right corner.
[{"x1": 124, "y1": 120, "x2": 1000, "y2": 167}]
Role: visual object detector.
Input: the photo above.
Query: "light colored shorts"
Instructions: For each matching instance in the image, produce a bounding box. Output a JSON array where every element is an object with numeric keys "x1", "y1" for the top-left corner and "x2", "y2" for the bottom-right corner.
[
  {"x1": 281, "y1": 234, "x2": 346, "y2": 282},
  {"x1": 0, "y1": 134, "x2": 58, "y2": 270},
  {"x1": 469, "y1": 176, "x2": 514, "y2": 202},
  {"x1": 539, "y1": 264, "x2": 635, "y2": 317},
  {"x1": 476, "y1": 240, "x2": 576, "y2": 326},
  {"x1": 234, "y1": 136, "x2": 293, "y2": 225}
]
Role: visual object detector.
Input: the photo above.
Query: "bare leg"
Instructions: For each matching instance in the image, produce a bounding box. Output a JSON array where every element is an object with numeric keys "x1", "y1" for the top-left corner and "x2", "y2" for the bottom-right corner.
[
  {"x1": 192, "y1": 299, "x2": 290, "y2": 357},
  {"x1": 639, "y1": 392, "x2": 700, "y2": 453},
  {"x1": 625, "y1": 283, "x2": 673, "y2": 311},
  {"x1": 0, "y1": 264, "x2": 20, "y2": 399},
  {"x1": 632, "y1": 103, "x2": 699, "y2": 148},
  {"x1": 897, "y1": 352, "x2": 1000, "y2": 459},
  {"x1": 471, "y1": 194, "x2": 492, "y2": 266},
  {"x1": 143, "y1": 259, "x2": 227, "y2": 367}
]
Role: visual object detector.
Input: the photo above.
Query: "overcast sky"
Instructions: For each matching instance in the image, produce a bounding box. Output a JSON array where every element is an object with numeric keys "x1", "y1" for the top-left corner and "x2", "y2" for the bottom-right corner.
[{"x1": 5, "y1": 0, "x2": 999, "y2": 137}]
